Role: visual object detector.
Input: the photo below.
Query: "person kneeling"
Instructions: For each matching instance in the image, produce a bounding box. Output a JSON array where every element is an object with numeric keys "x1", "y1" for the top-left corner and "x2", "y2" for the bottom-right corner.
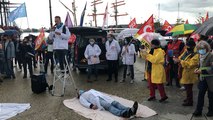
[{"x1": 78, "y1": 89, "x2": 138, "y2": 118}]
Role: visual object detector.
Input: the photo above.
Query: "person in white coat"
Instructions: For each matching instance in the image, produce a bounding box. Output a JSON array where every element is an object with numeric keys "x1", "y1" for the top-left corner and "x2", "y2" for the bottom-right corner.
[
  {"x1": 105, "y1": 34, "x2": 121, "y2": 82},
  {"x1": 78, "y1": 89, "x2": 138, "y2": 118},
  {"x1": 49, "y1": 16, "x2": 71, "y2": 71},
  {"x1": 84, "y1": 39, "x2": 101, "y2": 82},
  {"x1": 120, "y1": 37, "x2": 136, "y2": 84}
]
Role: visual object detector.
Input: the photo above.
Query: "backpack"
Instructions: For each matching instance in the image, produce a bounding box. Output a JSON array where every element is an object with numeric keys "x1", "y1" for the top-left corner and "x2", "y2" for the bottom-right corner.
[{"x1": 31, "y1": 74, "x2": 49, "y2": 94}]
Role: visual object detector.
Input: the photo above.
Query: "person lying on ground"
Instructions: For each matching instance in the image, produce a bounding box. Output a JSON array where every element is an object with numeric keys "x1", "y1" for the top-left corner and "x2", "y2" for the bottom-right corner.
[{"x1": 77, "y1": 89, "x2": 138, "y2": 118}]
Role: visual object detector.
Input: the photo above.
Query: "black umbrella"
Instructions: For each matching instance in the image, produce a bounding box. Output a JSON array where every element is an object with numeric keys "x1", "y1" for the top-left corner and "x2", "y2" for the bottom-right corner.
[
  {"x1": 0, "y1": 30, "x2": 19, "y2": 36},
  {"x1": 195, "y1": 17, "x2": 213, "y2": 36}
]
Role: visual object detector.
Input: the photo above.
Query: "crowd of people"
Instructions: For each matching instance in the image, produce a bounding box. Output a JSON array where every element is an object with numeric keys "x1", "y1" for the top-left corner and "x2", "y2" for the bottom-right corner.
[{"x1": 0, "y1": 15, "x2": 213, "y2": 118}]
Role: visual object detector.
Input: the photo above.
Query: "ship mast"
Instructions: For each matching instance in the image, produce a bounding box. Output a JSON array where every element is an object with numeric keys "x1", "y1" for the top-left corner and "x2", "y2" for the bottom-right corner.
[
  {"x1": 110, "y1": 0, "x2": 128, "y2": 27},
  {"x1": 88, "y1": 0, "x2": 105, "y2": 27},
  {"x1": 0, "y1": 0, "x2": 20, "y2": 26}
]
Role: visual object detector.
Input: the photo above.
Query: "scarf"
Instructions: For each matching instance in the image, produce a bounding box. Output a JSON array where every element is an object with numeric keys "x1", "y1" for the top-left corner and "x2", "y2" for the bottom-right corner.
[{"x1": 56, "y1": 23, "x2": 63, "y2": 29}]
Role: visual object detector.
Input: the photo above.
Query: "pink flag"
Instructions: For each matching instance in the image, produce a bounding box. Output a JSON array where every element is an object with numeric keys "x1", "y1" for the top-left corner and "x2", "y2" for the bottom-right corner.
[
  {"x1": 65, "y1": 12, "x2": 73, "y2": 28},
  {"x1": 102, "y1": 3, "x2": 108, "y2": 29}
]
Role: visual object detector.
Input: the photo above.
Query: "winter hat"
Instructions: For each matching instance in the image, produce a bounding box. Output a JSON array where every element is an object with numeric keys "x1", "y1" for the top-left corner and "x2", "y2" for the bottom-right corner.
[
  {"x1": 151, "y1": 39, "x2": 160, "y2": 46},
  {"x1": 186, "y1": 39, "x2": 196, "y2": 47}
]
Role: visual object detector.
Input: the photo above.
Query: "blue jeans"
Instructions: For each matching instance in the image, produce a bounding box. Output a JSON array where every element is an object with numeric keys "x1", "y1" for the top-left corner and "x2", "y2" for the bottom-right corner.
[{"x1": 99, "y1": 98, "x2": 130, "y2": 117}]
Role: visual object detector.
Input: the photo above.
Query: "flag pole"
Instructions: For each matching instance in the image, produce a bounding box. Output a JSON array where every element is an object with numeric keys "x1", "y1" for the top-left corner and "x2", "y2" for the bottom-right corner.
[{"x1": 24, "y1": 2, "x2": 30, "y2": 28}]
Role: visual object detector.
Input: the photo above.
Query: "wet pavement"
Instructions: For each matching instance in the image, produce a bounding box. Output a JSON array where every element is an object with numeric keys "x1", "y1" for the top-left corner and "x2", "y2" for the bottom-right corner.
[{"x1": 0, "y1": 57, "x2": 212, "y2": 120}]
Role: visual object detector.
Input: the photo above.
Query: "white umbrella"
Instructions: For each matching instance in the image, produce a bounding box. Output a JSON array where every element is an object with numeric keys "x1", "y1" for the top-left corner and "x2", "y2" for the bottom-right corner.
[
  {"x1": 0, "y1": 28, "x2": 5, "y2": 33},
  {"x1": 117, "y1": 28, "x2": 139, "y2": 40},
  {"x1": 137, "y1": 32, "x2": 165, "y2": 49}
]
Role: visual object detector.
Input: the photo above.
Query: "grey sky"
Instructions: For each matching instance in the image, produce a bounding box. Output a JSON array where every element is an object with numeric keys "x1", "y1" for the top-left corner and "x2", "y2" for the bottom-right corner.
[{"x1": 10, "y1": 0, "x2": 212, "y2": 29}]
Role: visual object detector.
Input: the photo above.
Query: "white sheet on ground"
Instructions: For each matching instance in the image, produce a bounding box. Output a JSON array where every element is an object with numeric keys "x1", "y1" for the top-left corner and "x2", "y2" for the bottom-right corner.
[
  {"x1": 64, "y1": 94, "x2": 157, "y2": 120},
  {"x1": 0, "y1": 103, "x2": 31, "y2": 120}
]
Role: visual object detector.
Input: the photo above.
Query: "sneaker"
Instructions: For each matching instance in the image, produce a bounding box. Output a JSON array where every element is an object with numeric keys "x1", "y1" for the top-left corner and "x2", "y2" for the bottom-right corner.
[
  {"x1": 159, "y1": 96, "x2": 168, "y2": 102},
  {"x1": 180, "y1": 86, "x2": 186, "y2": 90},
  {"x1": 130, "y1": 80, "x2": 134, "y2": 84},
  {"x1": 147, "y1": 96, "x2": 156, "y2": 101}
]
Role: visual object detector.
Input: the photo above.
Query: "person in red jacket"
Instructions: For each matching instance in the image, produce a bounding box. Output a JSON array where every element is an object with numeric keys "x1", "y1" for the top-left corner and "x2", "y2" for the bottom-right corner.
[{"x1": 165, "y1": 36, "x2": 185, "y2": 88}]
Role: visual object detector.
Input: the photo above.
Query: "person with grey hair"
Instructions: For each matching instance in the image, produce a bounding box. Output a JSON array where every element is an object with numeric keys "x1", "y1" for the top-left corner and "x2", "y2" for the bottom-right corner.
[
  {"x1": 193, "y1": 41, "x2": 213, "y2": 117},
  {"x1": 84, "y1": 38, "x2": 101, "y2": 82}
]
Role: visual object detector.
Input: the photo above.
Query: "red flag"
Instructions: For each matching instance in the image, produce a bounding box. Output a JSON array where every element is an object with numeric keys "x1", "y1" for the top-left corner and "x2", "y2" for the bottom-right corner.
[
  {"x1": 102, "y1": 3, "x2": 108, "y2": 29},
  {"x1": 135, "y1": 14, "x2": 154, "y2": 37},
  {"x1": 68, "y1": 33, "x2": 76, "y2": 44},
  {"x1": 128, "y1": 18, "x2": 137, "y2": 28},
  {"x1": 205, "y1": 12, "x2": 209, "y2": 21},
  {"x1": 202, "y1": 17, "x2": 205, "y2": 23},
  {"x1": 185, "y1": 19, "x2": 189, "y2": 24},
  {"x1": 162, "y1": 20, "x2": 173, "y2": 31},
  {"x1": 35, "y1": 28, "x2": 46, "y2": 50}
]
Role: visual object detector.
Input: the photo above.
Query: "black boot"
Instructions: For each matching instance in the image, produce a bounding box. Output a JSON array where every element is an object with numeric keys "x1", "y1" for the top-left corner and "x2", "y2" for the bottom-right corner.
[
  {"x1": 122, "y1": 110, "x2": 130, "y2": 118},
  {"x1": 193, "y1": 110, "x2": 202, "y2": 117},
  {"x1": 132, "y1": 101, "x2": 138, "y2": 115},
  {"x1": 206, "y1": 111, "x2": 213, "y2": 117}
]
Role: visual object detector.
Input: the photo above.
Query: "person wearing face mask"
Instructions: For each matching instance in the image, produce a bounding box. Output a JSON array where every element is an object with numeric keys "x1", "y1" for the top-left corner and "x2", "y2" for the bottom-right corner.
[
  {"x1": 105, "y1": 34, "x2": 121, "y2": 82},
  {"x1": 120, "y1": 37, "x2": 136, "y2": 84},
  {"x1": 173, "y1": 39, "x2": 199, "y2": 106},
  {"x1": 165, "y1": 36, "x2": 185, "y2": 88},
  {"x1": 141, "y1": 39, "x2": 168, "y2": 102},
  {"x1": 84, "y1": 39, "x2": 101, "y2": 82},
  {"x1": 192, "y1": 41, "x2": 213, "y2": 117}
]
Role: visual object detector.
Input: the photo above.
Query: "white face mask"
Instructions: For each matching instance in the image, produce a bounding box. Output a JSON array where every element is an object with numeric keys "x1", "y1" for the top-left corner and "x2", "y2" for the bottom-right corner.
[
  {"x1": 90, "y1": 42, "x2": 95, "y2": 45},
  {"x1": 108, "y1": 38, "x2": 113, "y2": 41}
]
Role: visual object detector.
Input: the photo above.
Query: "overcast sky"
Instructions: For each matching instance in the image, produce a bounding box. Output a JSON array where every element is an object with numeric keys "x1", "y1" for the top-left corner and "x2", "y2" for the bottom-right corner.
[{"x1": 10, "y1": 0, "x2": 213, "y2": 29}]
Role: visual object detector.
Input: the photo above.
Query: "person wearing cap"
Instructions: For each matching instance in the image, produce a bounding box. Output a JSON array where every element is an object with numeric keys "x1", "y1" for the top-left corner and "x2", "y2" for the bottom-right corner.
[
  {"x1": 193, "y1": 41, "x2": 213, "y2": 117},
  {"x1": 105, "y1": 34, "x2": 121, "y2": 82},
  {"x1": 173, "y1": 39, "x2": 199, "y2": 106},
  {"x1": 141, "y1": 39, "x2": 168, "y2": 102},
  {"x1": 84, "y1": 38, "x2": 101, "y2": 82},
  {"x1": 77, "y1": 89, "x2": 138, "y2": 118}
]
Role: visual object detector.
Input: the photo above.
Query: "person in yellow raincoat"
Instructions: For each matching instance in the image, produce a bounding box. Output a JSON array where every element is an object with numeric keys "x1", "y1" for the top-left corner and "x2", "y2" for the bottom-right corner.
[
  {"x1": 141, "y1": 39, "x2": 168, "y2": 102},
  {"x1": 173, "y1": 39, "x2": 199, "y2": 106}
]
